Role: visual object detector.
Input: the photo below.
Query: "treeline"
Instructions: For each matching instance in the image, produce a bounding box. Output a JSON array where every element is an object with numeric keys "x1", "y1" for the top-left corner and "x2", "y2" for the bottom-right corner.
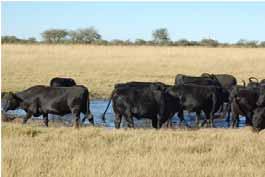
[{"x1": 2, "y1": 27, "x2": 265, "y2": 47}]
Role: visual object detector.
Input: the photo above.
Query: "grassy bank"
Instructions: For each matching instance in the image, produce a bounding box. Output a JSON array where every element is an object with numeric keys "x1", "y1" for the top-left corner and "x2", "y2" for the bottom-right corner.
[
  {"x1": 2, "y1": 122, "x2": 265, "y2": 177},
  {"x1": 2, "y1": 44, "x2": 265, "y2": 99}
]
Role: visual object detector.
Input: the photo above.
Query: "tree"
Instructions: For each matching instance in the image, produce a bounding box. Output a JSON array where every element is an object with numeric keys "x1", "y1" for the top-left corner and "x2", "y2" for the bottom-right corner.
[
  {"x1": 41, "y1": 29, "x2": 68, "y2": 43},
  {"x1": 1, "y1": 36, "x2": 20, "y2": 43},
  {"x1": 68, "y1": 27, "x2": 101, "y2": 44},
  {"x1": 68, "y1": 30, "x2": 82, "y2": 43},
  {"x1": 78, "y1": 27, "x2": 101, "y2": 43},
  {"x1": 236, "y1": 39, "x2": 258, "y2": 47},
  {"x1": 152, "y1": 28, "x2": 170, "y2": 44}
]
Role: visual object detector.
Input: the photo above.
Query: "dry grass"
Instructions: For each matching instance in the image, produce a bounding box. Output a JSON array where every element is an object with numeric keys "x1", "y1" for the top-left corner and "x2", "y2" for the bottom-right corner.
[
  {"x1": 2, "y1": 122, "x2": 265, "y2": 177},
  {"x1": 2, "y1": 44, "x2": 265, "y2": 177},
  {"x1": 2, "y1": 44, "x2": 265, "y2": 99}
]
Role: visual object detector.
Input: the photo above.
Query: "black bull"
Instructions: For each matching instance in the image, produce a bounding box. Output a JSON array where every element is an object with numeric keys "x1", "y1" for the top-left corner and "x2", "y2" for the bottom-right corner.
[
  {"x1": 175, "y1": 74, "x2": 232, "y2": 122},
  {"x1": 1, "y1": 85, "x2": 93, "y2": 127},
  {"x1": 102, "y1": 83, "x2": 182, "y2": 129},
  {"x1": 168, "y1": 84, "x2": 229, "y2": 127}
]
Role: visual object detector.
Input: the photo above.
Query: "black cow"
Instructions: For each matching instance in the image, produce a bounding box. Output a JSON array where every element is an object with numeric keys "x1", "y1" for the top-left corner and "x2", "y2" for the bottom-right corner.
[
  {"x1": 1, "y1": 85, "x2": 93, "y2": 127},
  {"x1": 201, "y1": 73, "x2": 237, "y2": 122},
  {"x1": 102, "y1": 85, "x2": 181, "y2": 129},
  {"x1": 50, "y1": 77, "x2": 76, "y2": 87},
  {"x1": 229, "y1": 86, "x2": 259, "y2": 127},
  {"x1": 175, "y1": 74, "x2": 222, "y2": 87},
  {"x1": 201, "y1": 73, "x2": 237, "y2": 90},
  {"x1": 175, "y1": 74, "x2": 231, "y2": 124},
  {"x1": 252, "y1": 107, "x2": 265, "y2": 131},
  {"x1": 167, "y1": 84, "x2": 229, "y2": 128},
  {"x1": 102, "y1": 81, "x2": 169, "y2": 120}
]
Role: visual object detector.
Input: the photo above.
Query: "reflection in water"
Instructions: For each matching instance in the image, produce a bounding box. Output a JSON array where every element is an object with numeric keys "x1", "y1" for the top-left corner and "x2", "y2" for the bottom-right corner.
[{"x1": 3, "y1": 100, "x2": 246, "y2": 128}]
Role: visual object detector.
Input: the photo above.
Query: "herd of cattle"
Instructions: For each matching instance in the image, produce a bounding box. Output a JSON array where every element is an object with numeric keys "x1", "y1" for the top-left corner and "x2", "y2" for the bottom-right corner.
[{"x1": 1, "y1": 74, "x2": 265, "y2": 131}]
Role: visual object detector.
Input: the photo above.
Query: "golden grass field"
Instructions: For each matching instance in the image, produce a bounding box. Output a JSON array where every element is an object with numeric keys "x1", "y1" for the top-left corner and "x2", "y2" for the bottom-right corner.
[
  {"x1": 2, "y1": 44, "x2": 265, "y2": 99},
  {"x1": 2, "y1": 122, "x2": 265, "y2": 177},
  {"x1": 2, "y1": 44, "x2": 265, "y2": 177}
]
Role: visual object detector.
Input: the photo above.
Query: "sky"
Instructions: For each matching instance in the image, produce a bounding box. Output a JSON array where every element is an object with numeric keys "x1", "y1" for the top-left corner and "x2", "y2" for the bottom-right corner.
[{"x1": 2, "y1": 2, "x2": 265, "y2": 43}]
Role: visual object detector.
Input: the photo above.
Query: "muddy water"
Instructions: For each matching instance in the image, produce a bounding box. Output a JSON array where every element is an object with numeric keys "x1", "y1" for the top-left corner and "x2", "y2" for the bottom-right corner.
[{"x1": 3, "y1": 100, "x2": 246, "y2": 128}]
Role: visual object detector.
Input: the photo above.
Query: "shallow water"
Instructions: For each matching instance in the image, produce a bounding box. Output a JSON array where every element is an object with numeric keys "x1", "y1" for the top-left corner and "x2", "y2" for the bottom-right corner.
[{"x1": 3, "y1": 100, "x2": 246, "y2": 128}]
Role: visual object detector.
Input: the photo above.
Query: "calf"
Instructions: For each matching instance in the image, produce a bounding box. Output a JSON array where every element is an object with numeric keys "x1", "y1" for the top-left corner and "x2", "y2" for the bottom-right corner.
[
  {"x1": 50, "y1": 77, "x2": 76, "y2": 87},
  {"x1": 1, "y1": 85, "x2": 93, "y2": 128}
]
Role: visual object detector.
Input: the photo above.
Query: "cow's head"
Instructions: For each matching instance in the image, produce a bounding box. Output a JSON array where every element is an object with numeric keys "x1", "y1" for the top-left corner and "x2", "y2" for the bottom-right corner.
[
  {"x1": 166, "y1": 86, "x2": 183, "y2": 105},
  {"x1": 1, "y1": 92, "x2": 21, "y2": 112}
]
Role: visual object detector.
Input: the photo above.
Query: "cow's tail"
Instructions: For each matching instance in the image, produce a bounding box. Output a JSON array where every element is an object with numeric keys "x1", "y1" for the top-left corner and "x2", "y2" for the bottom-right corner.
[
  {"x1": 101, "y1": 89, "x2": 115, "y2": 123},
  {"x1": 249, "y1": 77, "x2": 259, "y2": 83}
]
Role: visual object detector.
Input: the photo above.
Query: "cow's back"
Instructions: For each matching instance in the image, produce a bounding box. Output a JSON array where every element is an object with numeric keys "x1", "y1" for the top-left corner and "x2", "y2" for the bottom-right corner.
[{"x1": 50, "y1": 77, "x2": 76, "y2": 87}]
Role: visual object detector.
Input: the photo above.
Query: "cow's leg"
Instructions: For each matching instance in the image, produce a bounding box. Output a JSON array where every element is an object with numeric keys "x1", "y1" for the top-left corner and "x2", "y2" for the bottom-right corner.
[
  {"x1": 225, "y1": 103, "x2": 231, "y2": 125},
  {"x1": 204, "y1": 112, "x2": 211, "y2": 128},
  {"x1": 200, "y1": 111, "x2": 208, "y2": 128},
  {"x1": 114, "y1": 114, "x2": 122, "y2": 129},
  {"x1": 22, "y1": 112, "x2": 32, "y2": 124},
  {"x1": 81, "y1": 112, "x2": 94, "y2": 125},
  {"x1": 209, "y1": 94, "x2": 217, "y2": 128},
  {"x1": 166, "y1": 117, "x2": 173, "y2": 128},
  {"x1": 195, "y1": 111, "x2": 201, "y2": 128},
  {"x1": 178, "y1": 110, "x2": 184, "y2": 127},
  {"x1": 152, "y1": 118, "x2": 158, "y2": 128},
  {"x1": 231, "y1": 112, "x2": 239, "y2": 128},
  {"x1": 72, "y1": 108, "x2": 81, "y2": 128},
  {"x1": 82, "y1": 107, "x2": 94, "y2": 126},
  {"x1": 43, "y1": 113, "x2": 49, "y2": 127},
  {"x1": 209, "y1": 112, "x2": 215, "y2": 128},
  {"x1": 122, "y1": 107, "x2": 134, "y2": 128},
  {"x1": 125, "y1": 114, "x2": 134, "y2": 128},
  {"x1": 245, "y1": 112, "x2": 253, "y2": 126},
  {"x1": 88, "y1": 113, "x2": 94, "y2": 125}
]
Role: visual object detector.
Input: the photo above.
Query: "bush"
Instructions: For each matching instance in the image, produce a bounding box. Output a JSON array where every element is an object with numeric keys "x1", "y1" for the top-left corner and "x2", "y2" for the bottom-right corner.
[
  {"x1": 135, "y1": 39, "x2": 147, "y2": 45},
  {"x1": 200, "y1": 38, "x2": 219, "y2": 47}
]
